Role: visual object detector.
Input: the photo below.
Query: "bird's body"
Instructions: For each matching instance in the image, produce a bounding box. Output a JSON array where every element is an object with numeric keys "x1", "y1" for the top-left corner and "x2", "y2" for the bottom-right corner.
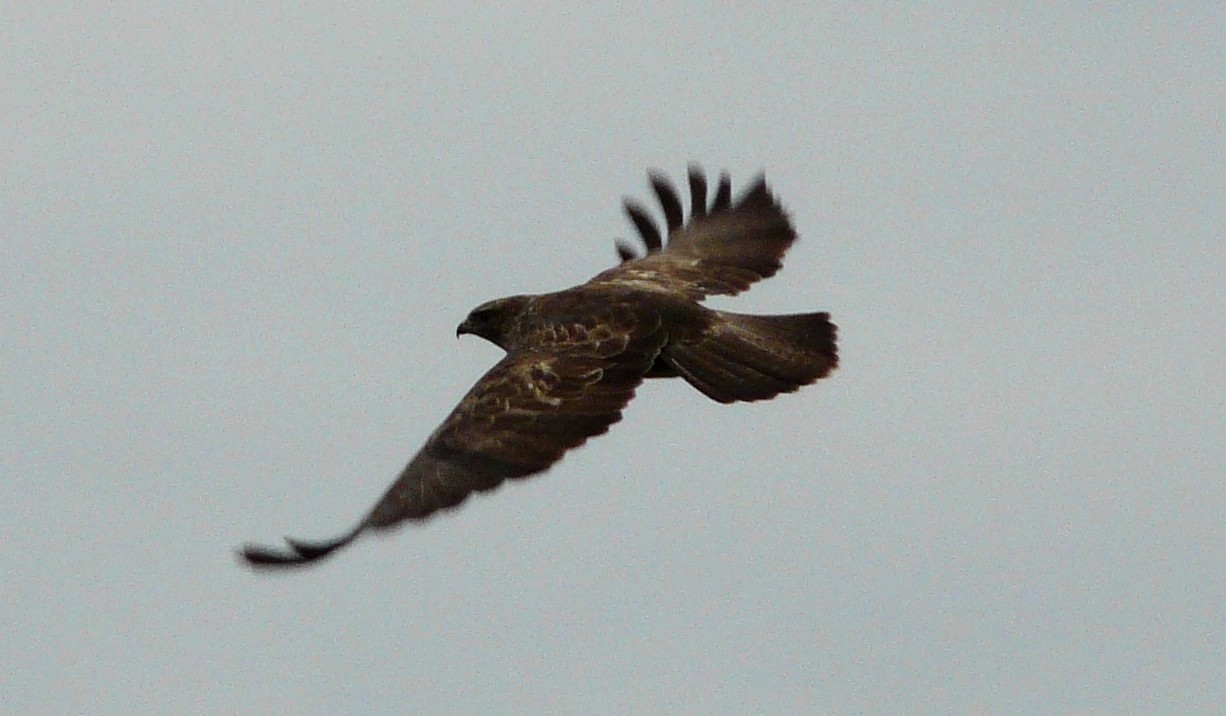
[{"x1": 242, "y1": 167, "x2": 837, "y2": 567}]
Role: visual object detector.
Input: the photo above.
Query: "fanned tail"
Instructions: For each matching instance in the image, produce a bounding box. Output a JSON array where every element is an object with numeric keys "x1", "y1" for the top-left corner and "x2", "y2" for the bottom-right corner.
[{"x1": 664, "y1": 311, "x2": 837, "y2": 404}]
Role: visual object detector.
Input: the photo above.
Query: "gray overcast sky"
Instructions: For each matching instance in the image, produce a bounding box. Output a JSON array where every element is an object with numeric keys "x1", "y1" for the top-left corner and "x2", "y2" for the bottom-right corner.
[{"x1": 4, "y1": 5, "x2": 1222, "y2": 714}]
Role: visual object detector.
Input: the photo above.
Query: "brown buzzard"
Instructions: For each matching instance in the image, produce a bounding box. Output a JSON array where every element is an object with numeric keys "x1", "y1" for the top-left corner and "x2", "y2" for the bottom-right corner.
[{"x1": 241, "y1": 167, "x2": 837, "y2": 567}]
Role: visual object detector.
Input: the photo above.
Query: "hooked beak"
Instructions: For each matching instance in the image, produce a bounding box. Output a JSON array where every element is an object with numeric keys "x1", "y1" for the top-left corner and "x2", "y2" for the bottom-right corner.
[{"x1": 456, "y1": 319, "x2": 473, "y2": 338}]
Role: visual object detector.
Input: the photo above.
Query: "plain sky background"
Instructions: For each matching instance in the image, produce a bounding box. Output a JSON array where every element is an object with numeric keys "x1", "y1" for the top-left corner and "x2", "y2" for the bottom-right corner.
[{"x1": 4, "y1": 5, "x2": 1222, "y2": 714}]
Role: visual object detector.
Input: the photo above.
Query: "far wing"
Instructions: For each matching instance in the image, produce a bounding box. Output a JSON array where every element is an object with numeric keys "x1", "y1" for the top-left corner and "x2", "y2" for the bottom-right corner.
[
  {"x1": 240, "y1": 320, "x2": 663, "y2": 567},
  {"x1": 595, "y1": 167, "x2": 797, "y2": 300}
]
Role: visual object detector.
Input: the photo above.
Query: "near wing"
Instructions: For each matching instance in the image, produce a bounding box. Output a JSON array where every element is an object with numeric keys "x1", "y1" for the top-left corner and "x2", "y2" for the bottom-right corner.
[
  {"x1": 240, "y1": 320, "x2": 664, "y2": 568},
  {"x1": 595, "y1": 167, "x2": 797, "y2": 300}
]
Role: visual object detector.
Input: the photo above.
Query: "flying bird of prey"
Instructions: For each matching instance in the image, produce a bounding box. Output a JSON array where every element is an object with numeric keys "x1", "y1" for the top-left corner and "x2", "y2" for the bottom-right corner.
[{"x1": 241, "y1": 167, "x2": 838, "y2": 567}]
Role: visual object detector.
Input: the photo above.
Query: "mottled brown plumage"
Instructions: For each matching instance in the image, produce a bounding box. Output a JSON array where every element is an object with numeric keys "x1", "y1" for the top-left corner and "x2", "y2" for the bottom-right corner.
[{"x1": 241, "y1": 167, "x2": 838, "y2": 568}]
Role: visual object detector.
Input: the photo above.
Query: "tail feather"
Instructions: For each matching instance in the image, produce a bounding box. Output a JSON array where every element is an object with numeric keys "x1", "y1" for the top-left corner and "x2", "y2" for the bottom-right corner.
[{"x1": 664, "y1": 311, "x2": 837, "y2": 403}]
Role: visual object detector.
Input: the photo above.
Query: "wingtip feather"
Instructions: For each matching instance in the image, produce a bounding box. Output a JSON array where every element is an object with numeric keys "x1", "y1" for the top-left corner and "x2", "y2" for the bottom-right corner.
[
  {"x1": 239, "y1": 525, "x2": 364, "y2": 569},
  {"x1": 711, "y1": 172, "x2": 732, "y2": 212},
  {"x1": 624, "y1": 200, "x2": 663, "y2": 252},
  {"x1": 649, "y1": 173, "x2": 684, "y2": 232},
  {"x1": 687, "y1": 165, "x2": 708, "y2": 218}
]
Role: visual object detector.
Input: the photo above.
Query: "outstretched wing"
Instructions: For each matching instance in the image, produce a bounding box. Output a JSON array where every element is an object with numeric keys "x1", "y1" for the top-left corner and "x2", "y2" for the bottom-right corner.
[
  {"x1": 597, "y1": 167, "x2": 797, "y2": 300},
  {"x1": 240, "y1": 305, "x2": 665, "y2": 568}
]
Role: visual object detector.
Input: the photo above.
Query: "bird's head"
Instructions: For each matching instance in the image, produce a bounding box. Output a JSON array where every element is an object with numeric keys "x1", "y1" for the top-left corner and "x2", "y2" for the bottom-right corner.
[{"x1": 457, "y1": 295, "x2": 531, "y2": 350}]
